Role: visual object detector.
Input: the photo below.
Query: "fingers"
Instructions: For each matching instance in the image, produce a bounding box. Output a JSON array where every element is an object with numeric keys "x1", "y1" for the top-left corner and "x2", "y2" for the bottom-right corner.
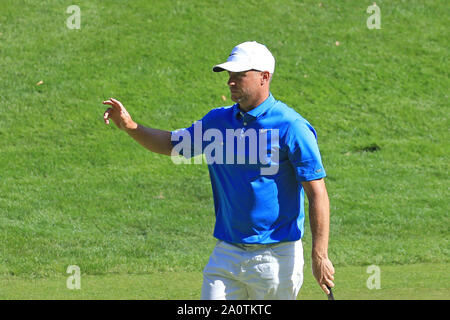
[
  {"x1": 109, "y1": 97, "x2": 123, "y2": 108},
  {"x1": 321, "y1": 278, "x2": 335, "y2": 295},
  {"x1": 101, "y1": 98, "x2": 136, "y2": 131},
  {"x1": 319, "y1": 272, "x2": 335, "y2": 295},
  {"x1": 103, "y1": 97, "x2": 124, "y2": 111},
  {"x1": 321, "y1": 284, "x2": 330, "y2": 295},
  {"x1": 322, "y1": 262, "x2": 335, "y2": 293},
  {"x1": 102, "y1": 98, "x2": 125, "y2": 125},
  {"x1": 312, "y1": 257, "x2": 335, "y2": 295},
  {"x1": 103, "y1": 107, "x2": 113, "y2": 124}
]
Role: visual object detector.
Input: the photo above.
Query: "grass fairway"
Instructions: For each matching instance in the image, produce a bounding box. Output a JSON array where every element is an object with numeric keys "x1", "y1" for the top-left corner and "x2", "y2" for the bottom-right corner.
[
  {"x1": 0, "y1": 264, "x2": 448, "y2": 300},
  {"x1": 0, "y1": 0, "x2": 448, "y2": 300}
]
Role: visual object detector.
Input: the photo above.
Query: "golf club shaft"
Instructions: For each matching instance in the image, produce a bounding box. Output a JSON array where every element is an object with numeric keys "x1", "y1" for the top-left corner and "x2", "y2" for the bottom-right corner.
[{"x1": 326, "y1": 286, "x2": 335, "y2": 300}]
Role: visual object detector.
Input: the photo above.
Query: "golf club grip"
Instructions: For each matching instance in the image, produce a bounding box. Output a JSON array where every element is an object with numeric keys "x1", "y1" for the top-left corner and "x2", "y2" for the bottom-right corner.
[{"x1": 326, "y1": 286, "x2": 335, "y2": 300}]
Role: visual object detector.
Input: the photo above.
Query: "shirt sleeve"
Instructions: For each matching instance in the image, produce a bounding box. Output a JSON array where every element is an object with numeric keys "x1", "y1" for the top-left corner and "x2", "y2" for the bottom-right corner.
[
  {"x1": 170, "y1": 121, "x2": 202, "y2": 159},
  {"x1": 170, "y1": 109, "x2": 215, "y2": 158},
  {"x1": 286, "y1": 119, "x2": 326, "y2": 182}
]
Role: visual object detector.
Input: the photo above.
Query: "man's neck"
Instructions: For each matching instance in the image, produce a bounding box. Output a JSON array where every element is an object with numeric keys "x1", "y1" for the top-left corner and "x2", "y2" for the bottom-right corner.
[{"x1": 239, "y1": 92, "x2": 270, "y2": 112}]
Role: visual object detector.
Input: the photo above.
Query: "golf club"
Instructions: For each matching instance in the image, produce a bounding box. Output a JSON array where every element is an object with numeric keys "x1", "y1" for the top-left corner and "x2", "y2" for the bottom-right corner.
[{"x1": 326, "y1": 286, "x2": 335, "y2": 300}]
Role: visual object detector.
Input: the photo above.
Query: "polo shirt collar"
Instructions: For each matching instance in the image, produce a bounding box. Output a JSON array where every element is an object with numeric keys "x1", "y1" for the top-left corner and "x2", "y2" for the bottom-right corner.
[{"x1": 233, "y1": 93, "x2": 275, "y2": 120}]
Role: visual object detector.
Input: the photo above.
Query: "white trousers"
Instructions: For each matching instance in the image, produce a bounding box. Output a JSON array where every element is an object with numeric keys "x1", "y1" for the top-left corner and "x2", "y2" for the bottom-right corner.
[{"x1": 201, "y1": 240, "x2": 304, "y2": 300}]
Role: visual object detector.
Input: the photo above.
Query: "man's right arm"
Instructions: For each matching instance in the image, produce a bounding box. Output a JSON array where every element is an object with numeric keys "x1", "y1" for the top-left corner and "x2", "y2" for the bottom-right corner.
[
  {"x1": 103, "y1": 98, "x2": 174, "y2": 156},
  {"x1": 125, "y1": 124, "x2": 173, "y2": 156}
]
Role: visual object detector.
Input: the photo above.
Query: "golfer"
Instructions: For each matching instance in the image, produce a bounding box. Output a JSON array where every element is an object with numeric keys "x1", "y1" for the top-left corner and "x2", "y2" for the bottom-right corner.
[{"x1": 102, "y1": 41, "x2": 335, "y2": 300}]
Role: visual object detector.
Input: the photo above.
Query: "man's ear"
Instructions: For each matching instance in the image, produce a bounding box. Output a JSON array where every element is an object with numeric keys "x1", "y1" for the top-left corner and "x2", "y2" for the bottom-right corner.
[{"x1": 261, "y1": 71, "x2": 271, "y2": 85}]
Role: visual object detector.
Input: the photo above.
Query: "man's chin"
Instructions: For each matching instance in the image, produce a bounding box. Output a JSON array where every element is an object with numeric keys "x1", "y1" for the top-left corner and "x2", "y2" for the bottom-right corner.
[{"x1": 230, "y1": 94, "x2": 243, "y2": 103}]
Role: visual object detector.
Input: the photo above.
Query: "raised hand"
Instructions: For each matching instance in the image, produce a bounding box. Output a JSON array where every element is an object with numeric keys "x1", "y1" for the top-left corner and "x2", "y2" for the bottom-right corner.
[{"x1": 102, "y1": 98, "x2": 137, "y2": 131}]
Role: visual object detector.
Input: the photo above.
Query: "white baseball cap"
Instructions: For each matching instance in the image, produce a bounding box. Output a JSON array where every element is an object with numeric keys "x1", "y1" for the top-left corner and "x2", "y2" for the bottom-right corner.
[{"x1": 213, "y1": 41, "x2": 275, "y2": 74}]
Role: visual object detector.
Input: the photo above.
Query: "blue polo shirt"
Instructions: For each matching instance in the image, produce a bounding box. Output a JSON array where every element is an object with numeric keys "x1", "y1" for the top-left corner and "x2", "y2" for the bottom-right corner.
[{"x1": 171, "y1": 93, "x2": 326, "y2": 244}]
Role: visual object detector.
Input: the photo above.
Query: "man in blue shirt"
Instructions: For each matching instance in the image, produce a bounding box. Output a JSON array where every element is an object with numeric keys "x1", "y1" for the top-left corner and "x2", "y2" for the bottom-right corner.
[{"x1": 102, "y1": 41, "x2": 335, "y2": 299}]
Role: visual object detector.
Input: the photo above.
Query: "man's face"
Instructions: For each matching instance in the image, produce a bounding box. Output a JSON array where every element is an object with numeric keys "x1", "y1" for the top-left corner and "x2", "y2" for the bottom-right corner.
[{"x1": 227, "y1": 70, "x2": 263, "y2": 105}]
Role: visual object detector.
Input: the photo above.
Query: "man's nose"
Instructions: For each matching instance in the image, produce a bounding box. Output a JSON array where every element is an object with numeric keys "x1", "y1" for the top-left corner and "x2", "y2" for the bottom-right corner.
[{"x1": 227, "y1": 77, "x2": 235, "y2": 86}]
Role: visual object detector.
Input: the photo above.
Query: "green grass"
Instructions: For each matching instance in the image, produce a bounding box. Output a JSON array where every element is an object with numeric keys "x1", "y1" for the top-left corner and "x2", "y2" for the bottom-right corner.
[
  {"x1": 1, "y1": 264, "x2": 448, "y2": 300},
  {"x1": 0, "y1": 0, "x2": 448, "y2": 299}
]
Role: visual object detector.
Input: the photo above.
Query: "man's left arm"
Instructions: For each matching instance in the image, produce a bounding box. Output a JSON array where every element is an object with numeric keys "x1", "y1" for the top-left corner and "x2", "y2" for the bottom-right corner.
[{"x1": 301, "y1": 178, "x2": 335, "y2": 295}]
